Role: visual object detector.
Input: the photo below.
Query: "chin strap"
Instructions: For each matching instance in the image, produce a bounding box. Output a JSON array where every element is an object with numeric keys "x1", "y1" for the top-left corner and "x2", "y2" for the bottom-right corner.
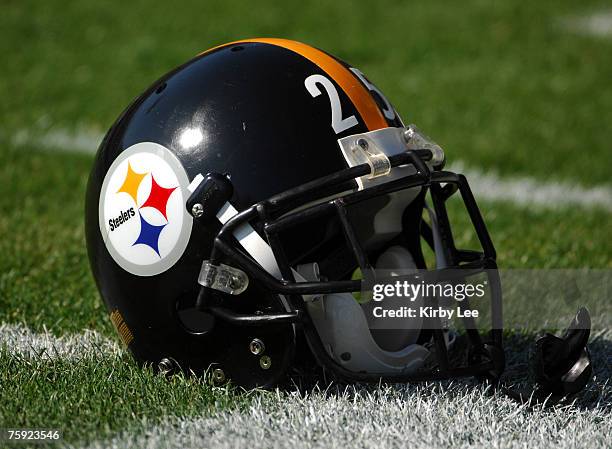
[{"x1": 502, "y1": 307, "x2": 593, "y2": 406}]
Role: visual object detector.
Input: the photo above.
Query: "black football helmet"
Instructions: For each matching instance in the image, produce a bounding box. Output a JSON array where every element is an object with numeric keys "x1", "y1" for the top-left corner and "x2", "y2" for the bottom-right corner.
[{"x1": 86, "y1": 38, "x2": 591, "y2": 397}]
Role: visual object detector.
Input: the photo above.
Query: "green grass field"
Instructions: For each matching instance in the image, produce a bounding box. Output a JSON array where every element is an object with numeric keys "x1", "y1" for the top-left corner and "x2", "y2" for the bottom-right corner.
[{"x1": 1, "y1": 0, "x2": 611, "y2": 447}]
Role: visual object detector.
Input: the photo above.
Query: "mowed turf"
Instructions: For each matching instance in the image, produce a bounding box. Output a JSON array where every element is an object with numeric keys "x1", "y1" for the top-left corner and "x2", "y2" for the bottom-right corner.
[
  {"x1": 0, "y1": 0, "x2": 611, "y2": 447},
  {"x1": 0, "y1": 348, "x2": 248, "y2": 449}
]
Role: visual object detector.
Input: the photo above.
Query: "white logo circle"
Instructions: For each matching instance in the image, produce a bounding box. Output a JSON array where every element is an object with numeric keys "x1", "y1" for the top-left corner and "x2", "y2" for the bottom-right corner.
[{"x1": 98, "y1": 142, "x2": 192, "y2": 276}]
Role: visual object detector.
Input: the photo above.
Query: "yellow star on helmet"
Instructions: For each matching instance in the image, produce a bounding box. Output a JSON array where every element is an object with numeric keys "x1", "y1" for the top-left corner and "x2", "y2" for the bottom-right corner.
[{"x1": 117, "y1": 161, "x2": 148, "y2": 204}]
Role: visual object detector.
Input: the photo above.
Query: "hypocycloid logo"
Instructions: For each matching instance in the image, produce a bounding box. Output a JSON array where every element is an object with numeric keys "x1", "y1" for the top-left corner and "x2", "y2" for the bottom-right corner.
[
  {"x1": 110, "y1": 160, "x2": 177, "y2": 255},
  {"x1": 99, "y1": 142, "x2": 192, "y2": 276}
]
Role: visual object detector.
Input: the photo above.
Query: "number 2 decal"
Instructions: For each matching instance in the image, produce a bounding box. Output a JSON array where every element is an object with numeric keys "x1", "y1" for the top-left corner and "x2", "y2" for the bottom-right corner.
[{"x1": 304, "y1": 74, "x2": 358, "y2": 134}]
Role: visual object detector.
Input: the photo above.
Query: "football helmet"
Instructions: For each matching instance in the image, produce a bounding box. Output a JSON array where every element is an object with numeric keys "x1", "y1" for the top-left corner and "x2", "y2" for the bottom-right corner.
[{"x1": 86, "y1": 38, "x2": 591, "y2": 397}]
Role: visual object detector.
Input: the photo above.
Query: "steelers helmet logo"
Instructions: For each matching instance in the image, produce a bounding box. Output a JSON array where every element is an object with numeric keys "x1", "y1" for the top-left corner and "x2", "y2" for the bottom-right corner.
[{"x1": 98, "y1": 142, "x2": 192, "y2": 276}]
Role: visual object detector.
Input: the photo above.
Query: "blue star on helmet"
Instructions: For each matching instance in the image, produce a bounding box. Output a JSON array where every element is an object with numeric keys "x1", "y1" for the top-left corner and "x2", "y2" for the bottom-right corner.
[{"x1": 132, "y1": 214, "x2": 166, "y2": 257}]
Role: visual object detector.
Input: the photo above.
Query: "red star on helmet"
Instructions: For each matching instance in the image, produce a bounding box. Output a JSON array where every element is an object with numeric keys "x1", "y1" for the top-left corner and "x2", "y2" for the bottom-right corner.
[{"x1": 140, "y1": 175, "x2": 177, "y2": 220}]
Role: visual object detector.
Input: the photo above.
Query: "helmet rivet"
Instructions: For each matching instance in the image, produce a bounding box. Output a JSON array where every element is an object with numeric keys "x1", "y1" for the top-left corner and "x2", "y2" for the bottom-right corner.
[
  {"x1": 212, "y1": 368, "x2": 226, "y2": 384},
  {"x1": 158, "y1": 357, "x2": 176, "y2": 375},
  {"x1": 356, "y1": 138, "x2": 369, "y2": 150},
  {"x1": 191, "y1": 203, "x2": 204, "y2": 218},
  {"x1": 249, "y1": 338, "x2": 265, "y2": 355},
  {"x1": 259, "y1": 355, "x2": 272, "y2": 370},
  {"x1": 403, "y1": 128, "x2": 413, "y2": 143}
]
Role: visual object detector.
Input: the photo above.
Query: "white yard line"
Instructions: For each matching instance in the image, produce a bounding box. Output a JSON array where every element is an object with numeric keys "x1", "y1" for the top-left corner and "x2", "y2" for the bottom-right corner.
[
  {"x1": 0, "y1": 322, "x2": 120, "y2": 360},
  {"x1": 559, "y1": 10, "x2": 612, "y2": 38},
  {"x1": 8, "y1": 128, "x2": 104, "y2": 155},
  {"x1": 450, "y1": 161, "x2": 612, "y2": 212},
  {"x1": 5, "y1": 127, "x2": 612, "y2": 212},
  {"x1": 80, "y1": 382, "x2": 611, "y2": 449}
]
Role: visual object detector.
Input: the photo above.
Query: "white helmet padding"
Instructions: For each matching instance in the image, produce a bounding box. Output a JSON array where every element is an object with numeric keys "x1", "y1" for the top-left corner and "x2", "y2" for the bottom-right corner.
[
  {"x1": 362, "y1": 245, "x2": 423, "y2": 352},
  {"x1": 305, "y1": 292, "x2": 430, "y2": 374},
  {"x1": 299, "y1": 245, "x2": 430, "y2": 375}
]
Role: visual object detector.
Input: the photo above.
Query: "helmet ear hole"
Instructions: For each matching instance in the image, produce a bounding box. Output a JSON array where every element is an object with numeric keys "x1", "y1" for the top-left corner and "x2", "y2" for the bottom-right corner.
[{"x1": 175, "y1": 291, "x2": 216, "y2": 335}]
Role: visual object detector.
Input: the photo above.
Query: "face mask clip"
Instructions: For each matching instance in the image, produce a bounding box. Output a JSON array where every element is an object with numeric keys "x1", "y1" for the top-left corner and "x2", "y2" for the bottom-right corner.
[
  {"x1": 186, "y1": 172, "x2": 234, "y2": 221},
  {"x1": 403, "y1": 125, "x2": 445, "y2": 168},
  {"x1": 198, "y1": 261, "x2": 249, "y2": 295},
  {"x1": 337, "y1": 125, "x2": 445, "y2": 191},
  {"x1": 351, "y1": 138, "x2": 392, "y2": 179}
]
